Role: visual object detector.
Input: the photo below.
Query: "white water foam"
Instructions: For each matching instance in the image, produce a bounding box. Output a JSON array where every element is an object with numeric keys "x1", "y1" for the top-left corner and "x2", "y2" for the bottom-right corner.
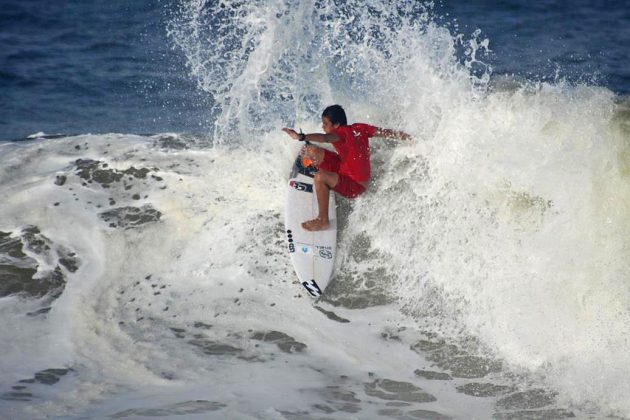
[
  {"x1": 1, "y1": 134, "x2": 498, "y2": 419},
  {"x1": 167, "y1": 0, "x2": 630, "y2": 416},
  {"x1": 362, "y1": 82, "x2": 630, "y2": 414}
]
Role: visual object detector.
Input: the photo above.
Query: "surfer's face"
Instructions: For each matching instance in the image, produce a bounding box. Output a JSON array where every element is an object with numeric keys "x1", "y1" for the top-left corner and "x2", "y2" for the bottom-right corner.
[{"x1": 322, "y1": 116, "x2": 339, "y2": 134}]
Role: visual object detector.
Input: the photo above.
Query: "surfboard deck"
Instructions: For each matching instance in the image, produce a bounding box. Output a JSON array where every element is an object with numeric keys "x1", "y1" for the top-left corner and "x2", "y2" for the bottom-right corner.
[{"x1": 285, "y1": 152, "x2": 337, "y2": 298}]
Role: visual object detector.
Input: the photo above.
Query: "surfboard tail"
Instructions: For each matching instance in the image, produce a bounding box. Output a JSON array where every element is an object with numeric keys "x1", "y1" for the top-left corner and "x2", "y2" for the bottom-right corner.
[{"x1": 302, "y1": 279, "x2": 323, "y2": 298}]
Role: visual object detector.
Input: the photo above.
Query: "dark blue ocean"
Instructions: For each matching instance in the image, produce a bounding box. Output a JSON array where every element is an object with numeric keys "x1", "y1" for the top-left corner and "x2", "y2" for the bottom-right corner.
[{"x1": 1, "y1": 0, "x2": 629, "y2": 140}]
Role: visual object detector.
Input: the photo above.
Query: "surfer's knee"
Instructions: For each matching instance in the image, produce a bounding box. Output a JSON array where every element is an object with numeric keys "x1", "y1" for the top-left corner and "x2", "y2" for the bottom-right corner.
[
  {"x1": 314, "y1": 171, "x2": 338, "y2": 188},
  {"x1": 313, "y1": 172, "x2": 327, "y2": 186}
]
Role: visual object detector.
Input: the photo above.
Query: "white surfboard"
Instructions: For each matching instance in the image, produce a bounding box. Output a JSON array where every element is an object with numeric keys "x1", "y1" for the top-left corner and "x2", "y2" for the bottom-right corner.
[{"x1": 285, "y1": 152, "x2": 337, "y2": 298}]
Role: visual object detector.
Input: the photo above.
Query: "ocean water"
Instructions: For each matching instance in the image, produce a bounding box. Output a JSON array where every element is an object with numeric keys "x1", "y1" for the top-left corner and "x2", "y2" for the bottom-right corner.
[{"x1": 1, "y1": 1, "x2": 629, "y2": 419}]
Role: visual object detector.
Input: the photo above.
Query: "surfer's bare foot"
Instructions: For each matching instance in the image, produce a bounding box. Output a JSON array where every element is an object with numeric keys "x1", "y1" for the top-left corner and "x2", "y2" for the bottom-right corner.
[{"x1": 302, "y1": 218, "x2": 329, "y2": 231}]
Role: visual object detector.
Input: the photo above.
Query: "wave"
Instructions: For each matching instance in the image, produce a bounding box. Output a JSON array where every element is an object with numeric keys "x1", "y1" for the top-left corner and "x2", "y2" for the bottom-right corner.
[
  {"x1": 1, "y1": 0, "x2": 629, "y2": 417},
  {"x1": 168, "y1": 0, "x2": 630, "y2": 415}
]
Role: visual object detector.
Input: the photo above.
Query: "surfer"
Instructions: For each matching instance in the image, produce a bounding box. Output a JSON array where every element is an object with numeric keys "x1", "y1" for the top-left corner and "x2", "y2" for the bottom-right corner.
[{"x1": 283, "y1": 104, "x2": 411, "y2": 231}]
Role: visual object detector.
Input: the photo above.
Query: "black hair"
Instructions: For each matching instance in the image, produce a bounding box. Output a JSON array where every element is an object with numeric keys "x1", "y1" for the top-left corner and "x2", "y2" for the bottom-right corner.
[{"x1": 322, "y1": 104, "x2": 347, "y2": 126}]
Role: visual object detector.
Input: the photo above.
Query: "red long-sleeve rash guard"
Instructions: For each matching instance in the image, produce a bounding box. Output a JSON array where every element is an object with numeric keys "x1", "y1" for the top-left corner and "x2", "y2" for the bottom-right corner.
[{"x1": 332, "y1": 123, "x2": 376, "y2": 183}]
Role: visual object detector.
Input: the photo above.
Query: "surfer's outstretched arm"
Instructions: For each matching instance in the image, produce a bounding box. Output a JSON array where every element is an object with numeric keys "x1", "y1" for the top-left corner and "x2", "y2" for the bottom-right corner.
[{"x1": 282, "y1": 128, "x2": 339, "y2": 143}]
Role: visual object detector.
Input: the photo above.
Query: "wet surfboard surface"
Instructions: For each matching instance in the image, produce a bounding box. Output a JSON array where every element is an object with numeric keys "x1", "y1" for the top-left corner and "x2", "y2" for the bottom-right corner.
[{"x1": 285, "y1": 153, "x2": 337, "y2": 298}]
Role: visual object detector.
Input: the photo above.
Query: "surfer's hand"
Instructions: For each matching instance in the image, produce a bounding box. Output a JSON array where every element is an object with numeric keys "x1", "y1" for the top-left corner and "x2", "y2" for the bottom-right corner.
[
  {"x1": 282, "y1": 128, "x2": 299, "y2": 140},
  {"x1": 399, "y1": 131, "x2": 412, "y2": 141},
  {"x1": 300, "y1": 145, "x2": 314, "y2": 157},
  {"x1": 374, "y1": 128, "x2": 412, "y2": 141}
]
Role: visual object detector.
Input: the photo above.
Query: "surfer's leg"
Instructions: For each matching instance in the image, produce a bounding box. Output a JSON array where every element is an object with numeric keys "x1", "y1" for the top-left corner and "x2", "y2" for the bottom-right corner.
[
  {"x1": 302, "y1": 170, "x2": 338, "y2": 232},
  {"x1": 331, "y1": 174, "x2": 366, "y2": 198}
]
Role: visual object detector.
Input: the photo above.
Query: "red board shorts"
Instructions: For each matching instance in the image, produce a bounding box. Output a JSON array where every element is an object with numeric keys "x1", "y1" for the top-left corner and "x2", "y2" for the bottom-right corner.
[{"x1": 317, "y1": 149, "x2": 367, "y2": 198}]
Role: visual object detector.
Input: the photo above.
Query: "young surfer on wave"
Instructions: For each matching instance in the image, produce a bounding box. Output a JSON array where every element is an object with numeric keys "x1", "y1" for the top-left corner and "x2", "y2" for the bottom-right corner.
[{"x1": 283, "y1": 104, "x2": 411, "y2": 231}]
